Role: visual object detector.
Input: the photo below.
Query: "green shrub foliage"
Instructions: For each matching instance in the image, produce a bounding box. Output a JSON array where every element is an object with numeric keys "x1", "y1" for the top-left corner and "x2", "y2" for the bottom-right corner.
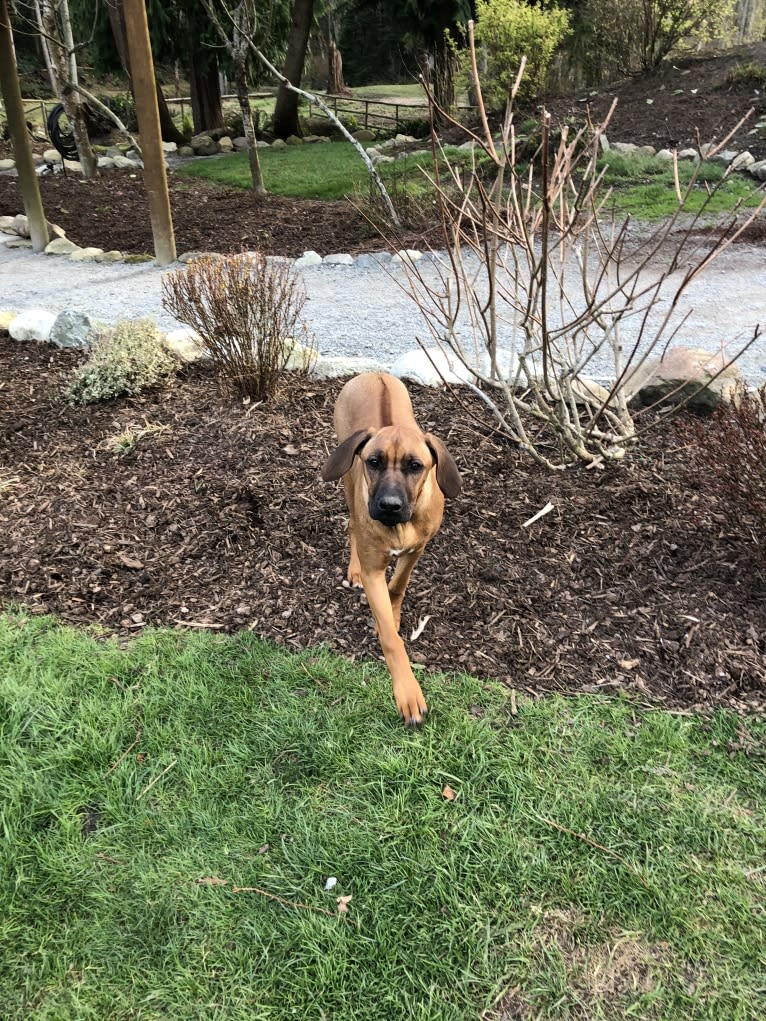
[
  {"x1": 472, "y1": 0, "x2": 571, "y2": 107},
  {"x1": 63, "y1": 318, "x2": 179, "y2": 405}
]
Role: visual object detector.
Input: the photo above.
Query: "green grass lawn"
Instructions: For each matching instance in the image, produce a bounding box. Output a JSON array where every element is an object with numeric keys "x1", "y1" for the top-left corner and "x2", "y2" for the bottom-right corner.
[
  {"x1": 1, "y1": 610, "x2": 764, "y2": 1020},
  {"x1": 597, "y1": 149, "x2": 764, "y2": 218},
  {"x1": 174, "y1": 140, "x2": 461, "y2": 203},
  {"x1": 176, "y1": 140, "x2": 764, "y2": 222}
]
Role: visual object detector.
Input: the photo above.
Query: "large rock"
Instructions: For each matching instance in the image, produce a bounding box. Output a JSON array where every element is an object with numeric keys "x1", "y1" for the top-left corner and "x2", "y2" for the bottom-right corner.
[
  {"x1": 626, "y1": 346, "x2": 743, "y2": 414},
  {"x1": 9, "y1": 309, "x2": 57, "y2": 343},
  {"x1": 324, "y1": 253, "x2": 354, "y2": 265},
  {"x1": 390, "y1": 347, "x2": 475, "y2": 386},
  {"x1": 164, "y1": 328, "x2": 207, "y2": 363},
  {"x1": 294, "y1": 250, "x2": 323, "y2": 268},
  {"x1": 50, "y1": 311, "x2": 96, "y2": 350},
  {"x1": 45, "y1": 237, "x2": 79, "y2": 256},
  {"x1": 69, "y1": 247, "x2": 104, "y2": 262},
  {"x1": 311, "y1": 355, "x2": 387, "y2": 379},
  {"x1": 190, "y1": 134, "x2": 220, "y2": 156},
  {"x1": 2, "y1": 214, "x2": 66, "y2": 239}
]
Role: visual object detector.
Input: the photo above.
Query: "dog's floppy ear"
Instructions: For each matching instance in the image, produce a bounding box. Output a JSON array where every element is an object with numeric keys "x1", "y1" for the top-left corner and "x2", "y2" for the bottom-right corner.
[
  {"x1": 425, "y1": 433, "x2": 462, "y2": 498},
  {"x1": 322, "y1": 428, "x2": 375, "y2": 481}
]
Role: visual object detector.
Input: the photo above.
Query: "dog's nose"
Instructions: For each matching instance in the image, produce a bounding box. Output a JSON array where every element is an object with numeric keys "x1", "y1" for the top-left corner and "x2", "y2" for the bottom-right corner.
[{"x1": 378, "y1": 494, "x2": 403, "y2": 513}]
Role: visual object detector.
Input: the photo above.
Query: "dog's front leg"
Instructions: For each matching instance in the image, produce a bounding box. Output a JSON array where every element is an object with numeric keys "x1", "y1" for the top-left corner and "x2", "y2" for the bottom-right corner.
[
  {"x1": 387, "y1": 548, "x2": 424, "y2": 633},
  {"x1": 361, "y1": 568, "x2": 428, "y2": 725}
]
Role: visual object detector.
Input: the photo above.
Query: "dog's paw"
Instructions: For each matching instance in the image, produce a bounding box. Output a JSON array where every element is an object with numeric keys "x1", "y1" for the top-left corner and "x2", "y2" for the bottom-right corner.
[{"x1": 394, "y1": 681, "x2": 428, "y2": 726}]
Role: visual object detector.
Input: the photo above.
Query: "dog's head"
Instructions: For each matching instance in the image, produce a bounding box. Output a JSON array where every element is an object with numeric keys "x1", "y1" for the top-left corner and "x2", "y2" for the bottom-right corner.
[{"x1": 322, "y1": 426, "x2": 461, "y2": 526}]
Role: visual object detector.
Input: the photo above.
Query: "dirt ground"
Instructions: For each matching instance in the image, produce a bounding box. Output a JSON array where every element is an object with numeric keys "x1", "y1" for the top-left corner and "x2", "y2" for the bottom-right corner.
[
  {"x1": 2, "y1": 338, "x2": 765, "y2": 715},
  {"x1": 1, "y1": 42, "x2": 765, "y2": 254}
]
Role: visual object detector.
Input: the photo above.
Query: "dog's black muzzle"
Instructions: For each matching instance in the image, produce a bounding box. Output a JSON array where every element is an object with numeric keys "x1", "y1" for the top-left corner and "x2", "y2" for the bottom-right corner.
[{"x1": 369, "y1": 488, "x2": 411, "y2": 526}]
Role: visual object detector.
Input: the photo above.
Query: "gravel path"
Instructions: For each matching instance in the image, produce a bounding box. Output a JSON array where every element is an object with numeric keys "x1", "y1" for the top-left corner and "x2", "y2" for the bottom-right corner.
[{"x1": 1, "y1": 239, "x2": 764, "y2": 382}]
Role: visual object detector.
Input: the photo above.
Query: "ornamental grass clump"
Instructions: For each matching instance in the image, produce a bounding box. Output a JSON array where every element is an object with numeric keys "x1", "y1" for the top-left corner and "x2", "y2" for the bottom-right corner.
[
  {"x1": 63, "y1": 318, "x2": 179, "y2": 405},
  {"x1": 162, "y1": 252, "x2": 314, "y2": 401}
]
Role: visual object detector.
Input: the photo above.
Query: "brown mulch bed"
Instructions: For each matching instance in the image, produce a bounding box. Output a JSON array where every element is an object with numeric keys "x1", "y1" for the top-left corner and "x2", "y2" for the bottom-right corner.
[
  {"x1": 2, "y1": 336, "x2": 765, "y2": 714},
  {"x1": 543, "y1": 41, "x2": 766, "y2": 162},
  {"x1": 0, "y1": 170, "x2": 438, "y2": 259}
]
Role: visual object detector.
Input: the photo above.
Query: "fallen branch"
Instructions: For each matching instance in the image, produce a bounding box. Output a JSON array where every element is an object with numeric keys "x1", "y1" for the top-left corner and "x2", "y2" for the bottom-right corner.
[
  {"x1": 522, "y1": 502, "x2": 555, "y2": 528},
  {"x1": 136, "y1": 758, "x2": 177, "y2": 800},
  {"x1": 197, "y1": 876, "x2": 339, "y2": 917},
  {"x1": 103, "y1": 725, "x2": 143, "y2": 778},
  {"x1": 534, "y1": 813, "x2": 651, "y2": 888}
]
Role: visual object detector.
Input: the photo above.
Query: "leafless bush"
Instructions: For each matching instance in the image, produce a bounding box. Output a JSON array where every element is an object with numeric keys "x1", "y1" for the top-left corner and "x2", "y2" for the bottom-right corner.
[
  {"x1": 162, "y1": 253, "x2": 314, "y2": 401},
  {"x1": 676, "y1": 383, "x2": 766, "y2": 554},
  {"x1": 392, "y1": 25, "x2": 765, "y2": 469}
]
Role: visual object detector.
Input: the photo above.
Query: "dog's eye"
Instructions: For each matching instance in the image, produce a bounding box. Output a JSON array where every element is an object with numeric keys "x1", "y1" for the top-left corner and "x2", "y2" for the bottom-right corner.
[
  {"x1": 407, "y1": 460, "x2": 424, "y2": 473},
  {"x1": 366, "y1": 455, "x2": 382, "y2": 469}
]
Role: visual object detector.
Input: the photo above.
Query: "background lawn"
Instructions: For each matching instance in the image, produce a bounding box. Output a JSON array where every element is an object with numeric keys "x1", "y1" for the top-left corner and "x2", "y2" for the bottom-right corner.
[
  {"x1": 175, "y1": 140, "x2": 762, "y2": 221},
  {"x1": 1, "y1": 610, "x2": 764, "y2": 1020},
  {"x1": 174, "y1": 140, "x2": 468, "y2": 203}
]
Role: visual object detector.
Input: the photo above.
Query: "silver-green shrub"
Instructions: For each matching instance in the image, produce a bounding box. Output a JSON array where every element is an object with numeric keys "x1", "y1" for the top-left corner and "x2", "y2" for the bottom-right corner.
[{"x1": 63, "y1": 318, "x2": 179, "y2": 405}]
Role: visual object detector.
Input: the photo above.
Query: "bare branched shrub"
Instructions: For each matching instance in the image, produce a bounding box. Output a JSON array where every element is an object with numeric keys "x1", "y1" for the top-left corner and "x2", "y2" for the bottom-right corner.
[
  {"x1": 63, "y1": 318, "x2": 179, "y2": 405},
  {"x1": 162, "y1": 253, "x2": 314, "y2": 401},
  {"x1": 676, "y1": 384, "x2": 766, "y2": 554},
  {"x1": 391, "y1": 24, "x2": 766, "y2": 469}
]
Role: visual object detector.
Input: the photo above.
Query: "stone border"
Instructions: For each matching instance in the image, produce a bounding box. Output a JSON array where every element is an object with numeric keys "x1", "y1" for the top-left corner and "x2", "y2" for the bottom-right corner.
[{"x1": 0, "y1": 303, "x2": 742, "y2": 413}]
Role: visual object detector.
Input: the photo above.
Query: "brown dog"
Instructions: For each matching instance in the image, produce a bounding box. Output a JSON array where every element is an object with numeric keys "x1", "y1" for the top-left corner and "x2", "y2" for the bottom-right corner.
[{"x1": 322, "y1": 373, "x2": 461, "y2": 724}]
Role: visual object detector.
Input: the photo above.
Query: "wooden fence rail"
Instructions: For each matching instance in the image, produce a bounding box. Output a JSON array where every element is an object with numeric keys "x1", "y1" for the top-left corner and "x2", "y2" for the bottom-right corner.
[{"x1": 3, "y1": 92, "x2": 475, "y2": 138}]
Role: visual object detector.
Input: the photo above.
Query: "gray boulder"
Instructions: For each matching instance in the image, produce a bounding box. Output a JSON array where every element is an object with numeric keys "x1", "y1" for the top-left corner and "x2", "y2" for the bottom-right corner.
[
  {"x1": 626, "y1": 346, "x2": 743, "y2": 414},
  {"x1": 50, "y1": 311, "x2": 96, "y2": 350}
]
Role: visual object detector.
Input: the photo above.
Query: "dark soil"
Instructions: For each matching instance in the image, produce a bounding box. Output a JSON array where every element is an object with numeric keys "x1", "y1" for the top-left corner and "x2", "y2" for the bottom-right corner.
[
  {"x1": 2, "y1": 42, "x2": 765, "y2": 255},
  {"x1": 543, "y1": 41, "x2": 766, "y2": 162},
  {"x1": 2, "y1": 48, "x2": 766, "y2": 716},
  {"x1": 2, "y1": 337, "x2": 765, "y2": 715}
]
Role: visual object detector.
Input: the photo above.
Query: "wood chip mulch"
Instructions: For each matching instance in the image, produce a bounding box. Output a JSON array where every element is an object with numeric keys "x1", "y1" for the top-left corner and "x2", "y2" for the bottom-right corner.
[{"x1": 2, "y1": 336, "x2": 765, "y2": 714}]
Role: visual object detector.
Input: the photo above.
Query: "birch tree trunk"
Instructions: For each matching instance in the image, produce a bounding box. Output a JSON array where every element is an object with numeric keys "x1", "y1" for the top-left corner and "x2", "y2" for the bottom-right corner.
[
  {"x1": 37, "y1": 0, "x2": 98, "y2": 178},
  {"x1": 201, "y1": 0, "x2": 266, "y2": 195}
]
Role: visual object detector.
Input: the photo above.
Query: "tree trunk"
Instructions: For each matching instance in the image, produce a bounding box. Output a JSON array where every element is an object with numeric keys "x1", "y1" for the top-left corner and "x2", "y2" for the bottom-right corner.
[
  {"x1": 37, "y1": 0, "x2": 99, "y2": 177},
  {"x1": 0, "y1": 0, "x2": 49, "y2": 250},
  {"x1": 103, "y1": 0, "x2": 185, "y2": 145},
  {"x1": 189, "y1": 61, "x2": 224, "y2": 134},
  {"x1": 272, "y1": 0, "x2": 314, "y2": 139},
  {"x1": 327, "y1": 40, "x2": 349, "y2": 96},
  {"x1": 235, "y1": 64, "x2": 266, "y2": 195}
]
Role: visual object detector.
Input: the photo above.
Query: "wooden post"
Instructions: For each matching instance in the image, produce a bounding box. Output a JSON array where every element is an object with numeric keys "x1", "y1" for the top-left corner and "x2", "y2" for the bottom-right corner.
[
  {"x1": 0, "y1": 0, "x2": 49, "y2": 252},
  {"x1": 123, "y1": 0, "x2": 176, "y2": 265}
]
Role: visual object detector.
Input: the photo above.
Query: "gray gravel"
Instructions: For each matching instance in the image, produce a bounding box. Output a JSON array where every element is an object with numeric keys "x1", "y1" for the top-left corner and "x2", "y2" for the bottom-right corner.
[{"x1": 1, "y1": 239, "x2": 764, "y2": 381}]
